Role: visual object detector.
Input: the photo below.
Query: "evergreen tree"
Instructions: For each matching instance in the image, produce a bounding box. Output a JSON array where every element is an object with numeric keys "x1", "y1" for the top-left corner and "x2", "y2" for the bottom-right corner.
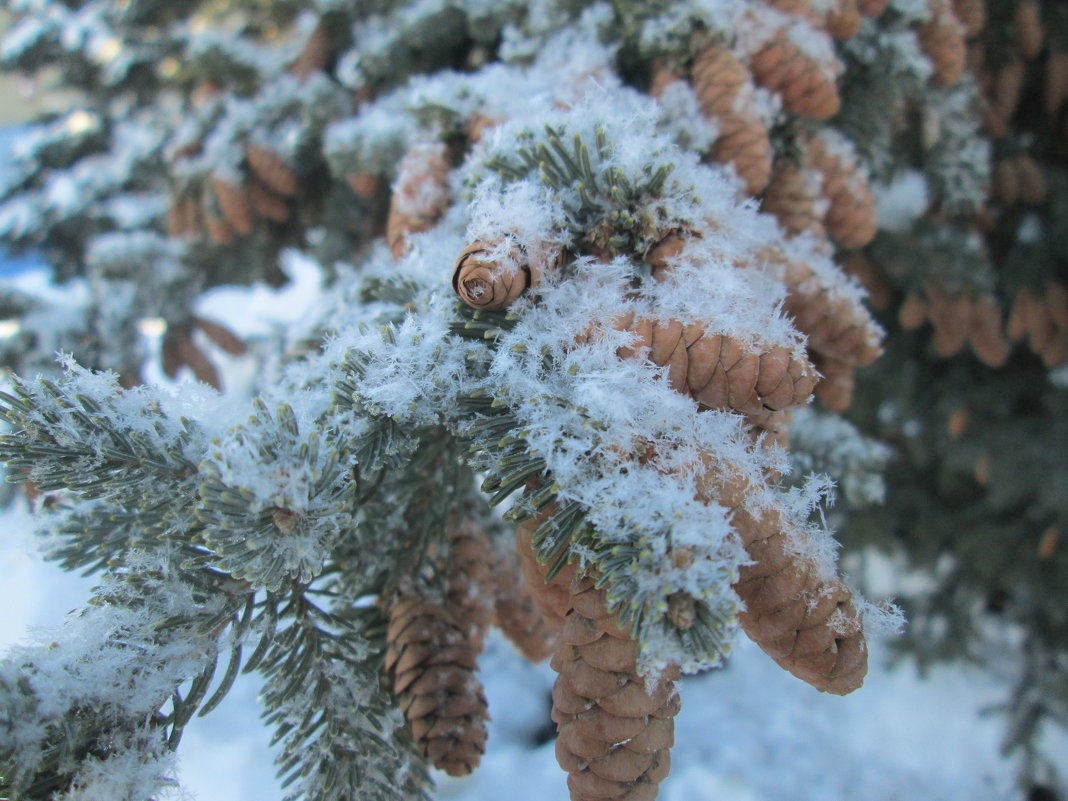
[{"x1": 0, "y1": 1, "x2": 1063, "y2": 800}]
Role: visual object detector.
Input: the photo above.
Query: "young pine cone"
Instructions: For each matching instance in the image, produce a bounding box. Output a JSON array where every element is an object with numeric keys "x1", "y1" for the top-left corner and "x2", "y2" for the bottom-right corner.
[
  {"x1": 387, "y1": 142, "x2": 452, "y2": 259},
  {"x1": 689, "y1": 45, "x2": 773, "y2": 195},
  {"x1": 856, "y1": 0, "x2": 890, "y2": 16},
  {"x1": 700, "y1": 470, "x2": 868, "y2": 694},
  {"x1": 748, "y1": 32, "x2": 842, "y2": 121},
  {"x1": 211, "y1": 174, "x2": 255, "y2": 237},
  {"x1": 917, "y1": 0, "x2": 967, "y2": 88},
  {"x1": 609, "y1": 313, "x2": 819, "y2": 428},
  {"x1": 452, "y1": 238, "x2": 561, "y2": 311},
  {"x1": 806, "y1": 135, "x2": 878, "y2": 250},
  {"x1": 384, "y1": 595, "x2": 489, "y2": 776},
  {"x1": 950, "y1": 0, "x2": 985, "y2": 39},
  {"x1": 761, "y1": 163, "x2": 827, "y2": 239}
]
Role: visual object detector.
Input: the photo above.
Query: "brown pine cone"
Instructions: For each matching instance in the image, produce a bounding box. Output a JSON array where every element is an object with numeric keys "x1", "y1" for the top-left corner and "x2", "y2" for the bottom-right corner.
[
  {"x1": 763, "y1": 0, "x2": 812, "y2": 14},
  {"x1": 1015, "y1": 154, "x2": 1049, "y2": 205},
  {"x1": 1014, "y1": 0, "x2": 1044, "y2": 61},
  {"x1": 384, "y1": 595, "x2": 489, "y2": 776},
  {"x1": 925, "y1": 286, "x2": 973, "y2": 357},
  {"x1": 697, "y1": 470, "x2": 868, "y2": 695},
  {"x1": 386, "y1": 142, "x2": 452, "y2": 259},
  {"x1": 992, "y1": 157, "x2": 1021, "y2": 206},
  {"x1": 552, "y1": 583, "x2": 679, "y2": 801},
  {"x1": 840, "y1": 253, "x2": 892, "y2": 311},
  {"x1": 194, "y1": 317, "x2": 247, "y2": 356},
  {"x1": 167, "y1": 195, "x2": 204, "y2": 238},
  {"x1": 453, "y1": 238, "x2": 561, "y2": 311},
  {"x1": 609, "y1": 313, "x2": 819, "y2": 427},
  {"x1": 917, "y1": 0, "x2": 967, "y2": 88},
  {"x1": 211, "y1": 175, "x2": 255, "y2": 236},
  {"x1": 346, "y1": 172, "x2": 380, "y2": 199},
  {"x1": 712, "y1": 113, "x2": 775, "y2": 197},
  {"x1": 446, "y1": 514, "x2": 496, "y2": 650},
  {"x1": 806, "y1": 135, "x2": 877, "y2": 250},
  {"x1": 247, "y1": 177, "x2": 291, "y2": 223},
  {"x1": 967, "y1": 294, "x2": 1010, "y2": 368},
  {"x1": 950, "y1": 0, "x2": 985, "y2": 39},
  {"x1": 748, "y1": 32, "x2": 842, "y2": 121},
  {"x1": 1045, "y1": 51, "x2": 1068, "y2": 117},
  {"x1": 812, "y1": 354, "x2": 857, "y2": 412},
  {"x1": 825, "y1": 0, "x2": 863, "y2": 40},
  {"x1": 899, "y1": 291, "x2": 928, "y2": 330},
  {"x1": 762, "y1": 163, "x2": 827, "y2": 239},
  {"x1": 290, "y1": 21, "x2": 330, "y2": 80},
  {"x1": 856, "y1": 0, "x2": 890, "y2": 15},
  {"x1": 491, "y1": 536, "x2": 560, "y2": 662},
  {"x1": 984, "y1": 60, "x2": 1025, "y2": 137},
  {"x1": 245, "y1": 144, "x2": 299, "y2": 197},
  {"x1": 690, "y1": 45, "x2": 773, "y2": 195},
  {"x1": 763, "y1": 251, "x2": 884, "y2": 368},
  {"x1": 162, "y1": 326, "x2": 222, "y2": 389}
]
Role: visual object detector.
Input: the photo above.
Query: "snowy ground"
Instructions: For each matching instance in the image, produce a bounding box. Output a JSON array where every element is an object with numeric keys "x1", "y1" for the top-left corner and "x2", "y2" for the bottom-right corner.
[{"x1": 2, "y1": 253, "x2": 1064, "y2": 801}]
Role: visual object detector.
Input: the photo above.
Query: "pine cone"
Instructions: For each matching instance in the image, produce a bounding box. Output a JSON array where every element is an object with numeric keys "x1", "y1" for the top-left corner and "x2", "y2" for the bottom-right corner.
[
  {"x1": 245, "y1": 144, "x2": 299, "y2": 197},
  {"x1": 346, "y1": 172, "x2": 379, "y2": 199},
  {"x1": 211, "y1": 175, "x2": 255, "y2": 237},
  {"x1": 609, "y1": 313, "x2": 819, "y2": 428},
  {"x1": 1014, "y1": 0, "x2": 1044, "y2": 61},
  {"x1": 247, "y1": 177, "x2": 291, "y2": 223},
  {"x1": 1015, "y1": 154, "x2": 1048, "y2": 205},
  {"x1": 194, "y1": 317, "x2": 247, "y2": 356},
  {"x1": 162, "y1": 326, "x2": 222, "y2": 389},
  {"x1": 384, "y1": 595, "x2": 489, "y2": 776},
  {"x1": 825, "y1": 0, "x2": 863, "y2": 40},
  {"x1": 984, "y1": 60, "x2": 1025, "y2": 137},
  {"x1": 967, "y1": 294, "x2": 1010, "y2": 368},
  {"x1": 748, "y1": 32, "x2": 842, "y2": 121},
  {"x1": 167, "y1": 195, "x2": 204, "y2": 238},
  {"x1": 690, "y1": 45, "x2": 773, "y2": 195},
  {"x1": 551, "y1": 583, "x2": 679, "y2": 801},
  {"x1": 950, "y1": 0, "x2": 985, "y2": 39},
  {"x1": 453, "y1": 238, "x2": 561, "y2": 311},
  {"x1": 697, "y1": 470, "x2": 868, "y2": 694},
  {"x1": 856, "y1": 0, "x2": 890, "y2": 16},
  {"x1": 290, "y1": 21, "x2": 330, "y2": 80},
  {"x1": 762, "y1": 250, "x2": 884, "y2": 367},
  {"x1": 761, "y1": 163, "x2": 827, "y2": 239},
  {"x1": 917, "y1": 0, "x2": 967, "y2": 88},
  {"x1": 806, "y1": 135, "x2": 877, "y2": 250},
  {"x1": 386, "y1": 142, "x2": 451, "y2": 259},
  {"x1": 763, "y1": 0, "x2": 811, "y2": 14},
  {"x1": 491, "y1": 537, "x2": 560, "y2": 662},
  {"x1": 811, "y1": 354, "x2": 856, "y2": 412},
  {"x1": 446, "y1": 514, "x2": 496, "y2": 650},
  {"x1": 924, "y1": 285, "x2": 973, "y2": 357},
  {"x1": 1044, "y1": 51, "x2": 1068, "y2": 117}
]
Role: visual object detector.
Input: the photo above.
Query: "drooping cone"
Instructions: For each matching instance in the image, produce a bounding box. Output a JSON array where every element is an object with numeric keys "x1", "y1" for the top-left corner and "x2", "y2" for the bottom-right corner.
[
  {"x1": 698, "y1": 469, "x2": 868, "y2": 694},
  {"x1": 748, "y1": 32, "x2": 842, "y2": 121},
  {"x1": 211, "y1": 174, "x2": 255, "y2": 237},
  {"x1": 516, "y1": 517, "x2": 679, "y2": 801},
  {"x1": 452, "y1": 238, "x2": 561, "y2": 311},
  {"x1": 950, "y1": 0, "x2": 985, "y2": 39},
  {"x1": 1044, "y1": 51, "x2": 1068, "y2": 117},
  {"x1": 387, "y1": 142, "x2": 452, "y2": 259},
  {"x1": 161, "y1": 326, "x2": 222, "y2": 389},
  {"x1": 761, "y1": 163, "x2": 827, "y2": 239},
  {"x1": 761, "y1": 249, "x2": 884, "y2": 368},
  {"x1": 984, "y1": 60, "x2": 1025, "y2": 137},
  {"x1": 446, "y1": 513, "x2": 496, "y2": 650},
  {"x1": 245, "y1": 144, "x2": 299, "y2": 197},
  {"x1": 811, "y1": 354, "x2": 857, "y2": 412},
  {"x1": 856, "y1": 0, "x2": 890, "y2": 16},
  {"x1": 290, "y1": 21, "x2": 330, "y2": 80},
  {"x1": 247, "y1": 177, "x2": 291, "y2": 223},
  {"x1": 384, "y1": 595, "x2": 489, "y2": 776},
  {"x1": 1014, "y1": 0, "x2": 1043, "y2": 61},
  {"x1": 552, "y1": 583, "x2": 679, "y2": 801},
  {"x1": 167, "y1": 194, "x2": 204, "y2": 238},
  {"x1": 689, "y1": 45, "x2": 773, "y2": 195},
  {"x1": 491, "y1": 536, "x2": 560, "y2": 661},
  {"x1": 607, "y1": 313, "x2": 819, "y2": 428},
  {"x1": 924, "y1": 284, "x2": 973, "y2": 357},
  {"x1": 763, "y1": 0, "x2": 811, "y2": 14},
  {"x1": 967, "y1": 294, "x2": 1010, "y2": 368},
  {"x1": 806, "y1": 134, "x2": 878, "y2": 250},
  {"x1": 825, "y1": 0, "x2": 863, "y2": 40},
  {"x1": 194, "y1": 317, "x2": 248, "y2": 356},
  {"x1": 917, "y1": 0, "x2": 967, "y2": 88},
  {"x1": 1009, "y1": 283, "x2": 1068, "y2": 367}
]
